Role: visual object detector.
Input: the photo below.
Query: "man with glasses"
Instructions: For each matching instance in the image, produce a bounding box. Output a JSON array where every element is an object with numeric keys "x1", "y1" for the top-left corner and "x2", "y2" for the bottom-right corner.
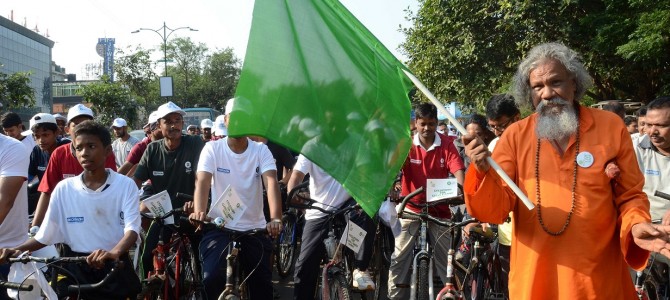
[
  {"x1": 486, "y1": 94, "x2": 521, "y2": 150},
  {"x1": 484, "y1": 93, "x2": 520, "y2": 296}
]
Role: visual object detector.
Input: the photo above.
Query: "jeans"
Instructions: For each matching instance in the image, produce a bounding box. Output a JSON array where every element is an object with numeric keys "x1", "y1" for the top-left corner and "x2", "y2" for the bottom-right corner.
[{"x1": 199, "y1": 228, "x2": 273, "y2": 300}]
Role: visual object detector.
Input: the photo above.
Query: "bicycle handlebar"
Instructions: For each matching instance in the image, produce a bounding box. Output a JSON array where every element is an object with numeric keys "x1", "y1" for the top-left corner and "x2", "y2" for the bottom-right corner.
[
  {"x1": 66, "y1": 261, "x2": 125, "y2": 293},
  {"x1": 397, "y1": 185, "x2": 465, "y2": 213},
  {"x1": 655, "y1": 190, "x2": 670, "y2": 201},
  {"x1": 187, "y1": 217, "x2": 269, "y2": 236},
  {"x1": 175, "y1": 193, "x2": 194, "y2": 201},
  {"x1": 286, "y1": 181, "x2": 361, "y2": 216},
  {"x1": 9, "y1": 256, "x2": 88, "y2": 264},
  {"x1": 140, "y1": 208, "x2": 184, "y2": 221},
  {"x1": 0, "y1": 280, "x2": 33, "y2": 291}
]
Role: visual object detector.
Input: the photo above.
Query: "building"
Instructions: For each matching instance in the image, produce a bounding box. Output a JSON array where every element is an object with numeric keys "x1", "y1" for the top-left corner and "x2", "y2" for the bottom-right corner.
[{"x1": 0, "y1": 14, "x2": 54, "y2": 119}]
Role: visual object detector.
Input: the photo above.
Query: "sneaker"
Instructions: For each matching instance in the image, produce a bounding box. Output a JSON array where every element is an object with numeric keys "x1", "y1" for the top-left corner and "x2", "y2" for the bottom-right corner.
[{"x1": 352, "y1": 269, "x2": 376, "y2": 291}]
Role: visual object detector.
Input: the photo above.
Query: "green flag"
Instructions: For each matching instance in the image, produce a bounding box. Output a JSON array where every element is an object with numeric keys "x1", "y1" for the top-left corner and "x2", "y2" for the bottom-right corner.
[{"x1": 231, "y1": 0, "x2": 413, "y2": 216}]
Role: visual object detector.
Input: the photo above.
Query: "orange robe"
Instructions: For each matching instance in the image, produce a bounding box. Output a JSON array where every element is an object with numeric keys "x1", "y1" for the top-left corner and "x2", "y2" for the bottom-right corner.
[{"x1": 464, "y1": 106, "x2": 650, "y2": 300}]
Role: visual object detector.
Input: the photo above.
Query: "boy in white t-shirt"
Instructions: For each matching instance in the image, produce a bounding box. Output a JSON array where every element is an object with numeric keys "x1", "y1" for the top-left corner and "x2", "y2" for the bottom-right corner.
[
  {"x1": 288, "y1": 154, "x2": 377, "y2": 299},
  {"x1": 0, "y1": 120, "x2": 141, "y2": 299},
  {"x1": 189, "y1": 98, "x2": 282, "y2": 300}
]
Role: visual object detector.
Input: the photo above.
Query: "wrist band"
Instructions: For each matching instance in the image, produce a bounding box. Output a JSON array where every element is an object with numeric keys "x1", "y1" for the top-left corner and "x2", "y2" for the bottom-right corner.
[{"x1": 271, "y1": 218, "x2": 282, "y2": 224}]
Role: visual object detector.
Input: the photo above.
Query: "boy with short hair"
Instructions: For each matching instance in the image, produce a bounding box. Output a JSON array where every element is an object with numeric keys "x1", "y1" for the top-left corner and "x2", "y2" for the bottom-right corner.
[
  {"x1": 22, "y1": 113, "x2": 71, "y2": 214},
  {"x1": 0, "y1": 120, "x2": 141, "y2": 299},
  {"x1": 387, "y1": 103, "x2": 465, "y2": 299}
]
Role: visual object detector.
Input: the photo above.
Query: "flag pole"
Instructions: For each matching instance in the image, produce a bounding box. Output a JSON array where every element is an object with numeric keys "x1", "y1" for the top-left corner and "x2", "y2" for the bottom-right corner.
[{"x1": 402, "y1": 70, "x2": 534, "y2": 210}]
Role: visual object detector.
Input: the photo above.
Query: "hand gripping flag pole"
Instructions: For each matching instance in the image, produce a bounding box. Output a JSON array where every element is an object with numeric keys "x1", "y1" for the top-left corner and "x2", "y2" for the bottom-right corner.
[{"x1": 402, "y1": 69, "x2": 534, "y2": 210}]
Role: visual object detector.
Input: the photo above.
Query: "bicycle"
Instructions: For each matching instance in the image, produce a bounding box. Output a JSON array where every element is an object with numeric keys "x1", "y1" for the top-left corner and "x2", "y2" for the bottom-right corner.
[
  {"x1": 288, "y1": 181, "x2": 374, "y2": 300},
  {"x1": 138, "y1": 200, "x2": 204, "y2": 300},
  {"x1": 635, "y1": 190, "x2": 670, "y2": 300},
  {"x1": 275, "y1": 184, "x2": 305, "y2": 278},
  {"x1": 8, "y1": 255, "x2": 127, "y2": 299},
  {"x1": 192, "y1": 217, "x2": 269, "y2": 300},
  {"x1": 397, "y1": 185, "x2": 506, "y2": 300}
]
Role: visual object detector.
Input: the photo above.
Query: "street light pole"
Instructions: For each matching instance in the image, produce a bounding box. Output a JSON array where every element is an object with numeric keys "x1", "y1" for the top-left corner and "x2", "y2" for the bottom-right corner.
[{"x1": 131, "y1": 22, "x2": 198, "y2": 77}]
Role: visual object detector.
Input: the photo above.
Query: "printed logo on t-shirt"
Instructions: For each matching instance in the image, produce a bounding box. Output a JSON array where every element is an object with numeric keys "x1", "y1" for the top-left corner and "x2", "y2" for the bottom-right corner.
[
  {"x1": 38, "y1": 166, "x2": 46, "y2": 171},
  {"x1": 410, "y1": 159, "x2": 421, "y2": 165},
  {"x1": 119, "y1": 211, "x2": 125, "y2": 226},
  {"x1": 440, "y1": 158, "x2": 445, "y2": 168},
  {"x1": 153, "y1": 171, "x2": 164, "y2": 176},
  {"x1": 217, "y1": 167, "x2": 230, "y2": 173},
  {"x1": 645, "y1": 169, "x2": 661, "y2": 176},
  {"x1": 67, "y1": 217, "x2": 84, "y2": 223},
  {"x1": 185, "y1": 161, "x2": 193, "y2": 174},
  {"x1": 63, "y1": 174, "x2": 75, "y2": 179}
]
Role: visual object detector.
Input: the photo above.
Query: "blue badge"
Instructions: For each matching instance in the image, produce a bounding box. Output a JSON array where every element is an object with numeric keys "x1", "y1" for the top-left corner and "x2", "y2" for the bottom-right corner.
[
  {"x1": 67, "y1": 217, "x2": 84, "y2": 223},
  {"x1": 217, "y1": 168, "x2": 230, "y2": 173},
  {"x1": 645, "y1": 169, "x2": 661, "y2": 176}
]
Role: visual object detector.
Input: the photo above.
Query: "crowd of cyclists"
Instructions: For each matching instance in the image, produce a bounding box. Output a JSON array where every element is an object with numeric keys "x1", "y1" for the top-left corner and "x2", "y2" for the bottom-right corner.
[{"x1": 0, "y1": 41, "x2": 669, "y2": 300}]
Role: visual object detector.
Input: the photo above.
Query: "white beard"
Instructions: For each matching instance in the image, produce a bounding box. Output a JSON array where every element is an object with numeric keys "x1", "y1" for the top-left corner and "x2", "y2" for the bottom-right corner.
[{"x1": 535, "y1": 97, "x2": 578, "y2": 141}]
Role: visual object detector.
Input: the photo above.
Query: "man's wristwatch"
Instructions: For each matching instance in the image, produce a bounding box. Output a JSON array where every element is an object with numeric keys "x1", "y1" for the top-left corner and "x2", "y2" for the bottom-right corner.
[{"x1": 270, "y1": 218, "x2": 282, "y2": 224}]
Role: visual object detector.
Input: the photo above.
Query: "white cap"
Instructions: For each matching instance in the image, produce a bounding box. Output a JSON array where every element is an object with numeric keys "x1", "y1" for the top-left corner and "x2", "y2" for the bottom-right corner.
[
  {"x1": 214, "y1": 121, "x2": 228, "y2": 137},
  {"x1": 187, "y1": 124, "x2": 198, "y2": 130},
  {"x1": 200, "y1": 118, "x2": 213, "y2": 129},
  {"x1": 111, "y1": 118, "x2": 127, "y2": 128},
  {"x1": 224, "y1": 98, "x2": 235, "y2": 115},
  {"x1": 148, "y1": 111, "x2": 159, "y2": 124},
  {"x1": 21, "y1": 113, "x2": 57, "y2": 136},
  {"x1": 155, "y1": 101, "x2": 186, "y2": 119},
  {"x1": 52, "y1": 113, "x2": 66, "y2": 121},
  {"x1": 67, "y1": 104, "x2": 94, "y2": 123}
]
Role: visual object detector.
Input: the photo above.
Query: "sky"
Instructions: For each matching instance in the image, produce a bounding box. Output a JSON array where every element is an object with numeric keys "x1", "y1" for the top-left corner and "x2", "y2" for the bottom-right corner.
[{"x1": 3, "y1": 0, "x2": 419, "y2": 80}]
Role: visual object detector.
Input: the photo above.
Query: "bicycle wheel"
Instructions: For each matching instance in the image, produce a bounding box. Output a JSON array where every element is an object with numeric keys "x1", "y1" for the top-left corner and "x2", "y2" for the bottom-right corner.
[
  {"x1": 472, "y1": 251, "x2": 504, "y2": 300},
  {"x1": 371, "y1": 224, "x2": 390, "y2": 300},
  {"x1": 276, "y1": 214, "x2": 297, "y2": 278},
  {"x1": 180, "y1": 241, "x2": 205, "y2": 300},
  {"x1": 417, "y1": 258, "x2": 430, "y2": 300},
  {"x1": 327, "y1": 272, "x2": 351, "y2": 300}
]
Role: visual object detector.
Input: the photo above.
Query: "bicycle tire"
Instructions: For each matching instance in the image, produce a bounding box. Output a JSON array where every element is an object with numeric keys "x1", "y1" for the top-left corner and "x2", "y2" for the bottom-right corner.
[
  {"x1": 181, "y1": 242, "x2": 205, "y2": 300},
  {"x1": 417, "y1": 258, "x2": 430, "y2": 300},
  {"x1": 371, "y1": 223, "x2": 390, "y2": 300},
  {"x1": 473, "y1": 250, "x2": 505, "y2": 300},
  {"x1": 276, "y1": 214, "x2": 297, "y2": 278},
  {"x1": 327, "y1": 273, "x2": 351, "y2": 300}
]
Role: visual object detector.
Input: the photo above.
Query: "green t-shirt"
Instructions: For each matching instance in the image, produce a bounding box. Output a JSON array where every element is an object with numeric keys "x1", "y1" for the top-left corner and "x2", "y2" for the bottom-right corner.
[{"x1": 134, "y1": 135, "x2": 205, "y2": 207}]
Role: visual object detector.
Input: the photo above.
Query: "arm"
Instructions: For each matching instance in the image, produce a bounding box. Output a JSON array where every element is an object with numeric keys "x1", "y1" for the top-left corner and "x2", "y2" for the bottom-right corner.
[
  {"x1": 262, "y1": 170, "x2": 282, "y2": 238},
  {"x1": 0, "y1": 239, "x2": 47, "y2": 263},
  {"x1": 30, "y1": 192, "x2": 51, "y2": 227},
  {"x1": 189, "y1": 171, "x2": 212, "y2": 228},
  {"x1": 117, "y1": 161, "x2": 135, "y2": 176},
  {"x1": 287, "y1": 169, "x2": 306, "y2": 197},
  {"x1": 0, "y1": 176, "x2": 25, "y2": 224},
  {"x1": 87, "y1": 231, "x2": 138, "y2": 268}
]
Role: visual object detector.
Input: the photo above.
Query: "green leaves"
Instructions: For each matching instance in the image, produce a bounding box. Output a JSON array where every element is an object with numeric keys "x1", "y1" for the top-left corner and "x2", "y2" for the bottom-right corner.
[
  {"x1": 0, "y1": 70, "x2": 35, "y2": 111},
  {"x1": 403, "y1": 0, "x2": 670, "y2": 106},
  {"x1": 80, "y1": 75, "x2": 137, "y2": 128}
]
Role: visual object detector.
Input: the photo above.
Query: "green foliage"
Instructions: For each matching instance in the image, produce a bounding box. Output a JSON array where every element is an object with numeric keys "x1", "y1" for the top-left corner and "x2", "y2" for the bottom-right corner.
[
  {"x1": 0, "y1": 70, "x2": 35, "y2": 111},
  {"x1": 115, "y1": 46, "x2": 160, "y2": 114},
  {"x1": 201, "y1": 48, "x2": 241, "y2": 110},
  {"x1": 402, "y1": 0, "x2": 670, "y2": 111},
  {"x1": 80, "y1": 75, "x2": 138, "y2": 128}
]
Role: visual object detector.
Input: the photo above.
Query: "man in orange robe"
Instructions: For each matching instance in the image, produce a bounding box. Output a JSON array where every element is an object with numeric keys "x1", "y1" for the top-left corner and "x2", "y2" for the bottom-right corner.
[{"x1": 462, "y1": 42, "x2": 670, "y2": 299}]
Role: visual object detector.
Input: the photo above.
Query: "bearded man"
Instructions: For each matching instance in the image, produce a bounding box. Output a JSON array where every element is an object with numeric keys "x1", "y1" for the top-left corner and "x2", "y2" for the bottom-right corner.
[{"x1": 462, "y1": 42, "x2": 670, "y2": 299}]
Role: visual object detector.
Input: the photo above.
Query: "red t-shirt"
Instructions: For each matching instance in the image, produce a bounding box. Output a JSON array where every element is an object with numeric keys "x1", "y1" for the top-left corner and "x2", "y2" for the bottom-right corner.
[
  {"x1": 126, "y1": 137, "x2": 151, "y2": 165},
  {"x1": 37, "y1": 143, "x2": 117, "y2": 194},
  {"x1": 401, "y1": 133, "x2": 465, "y2": 218}
]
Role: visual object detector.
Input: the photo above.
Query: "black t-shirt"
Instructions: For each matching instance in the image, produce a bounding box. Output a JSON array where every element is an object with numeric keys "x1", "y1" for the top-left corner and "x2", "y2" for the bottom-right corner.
[
  {"x1": 134, "y1": 135, "x2": 205, "y2": 207},
  {"x1": 266, "y1": 141, "x2": 296, "y2": 180},
  {"x1": 29, "y1": 139, "x2": 71, "y2": 181}
]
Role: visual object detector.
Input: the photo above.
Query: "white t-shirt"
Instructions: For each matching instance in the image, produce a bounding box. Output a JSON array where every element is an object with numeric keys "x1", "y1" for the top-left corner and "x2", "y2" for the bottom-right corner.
[
  {"x1": 293, "y1": 155, "x2": 351, "y2": 220},
  {"x1": 21, "y1": 135, "x2": 36, "y2": 158},
  {"x1": 197, "y1": 138, "x2": 276, "y2": 231},
  {"x1": 112, "y1": 136, "x2": 140, "y2": 167},
  {"x1": 634, "y1": 135, "x2": 670, "y2": 220},
  {"x1": 0, "y1": 135, "x2": 29, "y2": 248},
  {"x1": 35, "y1": 170, "x2": 141, "y2": 253}
]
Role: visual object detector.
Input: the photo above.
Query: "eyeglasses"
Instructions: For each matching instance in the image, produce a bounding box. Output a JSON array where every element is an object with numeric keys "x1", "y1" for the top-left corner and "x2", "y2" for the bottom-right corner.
[{"x1": 488, "y1": 118, "x2": 513, "y2": 132}]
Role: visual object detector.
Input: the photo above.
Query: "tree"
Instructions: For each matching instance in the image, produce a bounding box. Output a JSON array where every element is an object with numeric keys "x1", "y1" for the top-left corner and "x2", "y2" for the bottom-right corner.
[
  {"x1": 115, "y1": 46, "x2": 160, "y2": 114},
  {"x1": 200, "y1": 47, "x2": 242, "y2": 109},
  {"x1": 402, "y1": 0, "x2": 670, "y2": 111},
  {"x1": 166, "y1": 37, "x2": 208, "y2": 107},
  {"x1": 80, "y1": 75, "x2": 138, "y2": 128},
  {"x1": 0, "y1": 70, "x2": 35, "y2": 111}
]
